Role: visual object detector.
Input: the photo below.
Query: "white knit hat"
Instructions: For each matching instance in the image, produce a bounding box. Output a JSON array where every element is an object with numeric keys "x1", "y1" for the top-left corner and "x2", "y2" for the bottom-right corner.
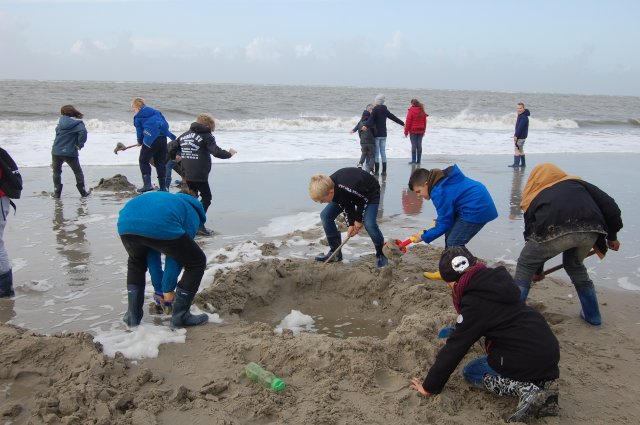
[{"x1": 374, "y1": 94, "x2": 385, "y2": 105}]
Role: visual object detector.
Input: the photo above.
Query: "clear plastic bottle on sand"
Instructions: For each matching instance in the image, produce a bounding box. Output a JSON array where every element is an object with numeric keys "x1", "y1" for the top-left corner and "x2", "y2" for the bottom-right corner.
[{"x1": 244, "y1": 362, "x2": 286, "y2": 391}]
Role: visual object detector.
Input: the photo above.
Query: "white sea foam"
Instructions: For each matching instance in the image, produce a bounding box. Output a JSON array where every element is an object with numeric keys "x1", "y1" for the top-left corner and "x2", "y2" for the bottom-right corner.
[
  {"x1": 258, "y1": 212, "x2": 319, "y2": 237},
  {"x1": 94, "y1": 324, "x2": 187, "y2": 359},
  {"x1": 274, "y1": 310, "x2": 316, "y2": 335}
]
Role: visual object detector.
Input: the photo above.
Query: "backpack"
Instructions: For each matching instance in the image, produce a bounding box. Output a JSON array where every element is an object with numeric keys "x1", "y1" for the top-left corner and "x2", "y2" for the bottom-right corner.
[{"x1": 0, "y1": 147, "x2": 23, "y2": 210}]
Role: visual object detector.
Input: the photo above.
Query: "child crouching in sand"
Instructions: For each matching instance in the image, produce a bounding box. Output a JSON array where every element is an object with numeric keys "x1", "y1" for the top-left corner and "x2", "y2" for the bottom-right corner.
[{"x1": 410, "y1": 246, "x2": 560, "y2": 423}]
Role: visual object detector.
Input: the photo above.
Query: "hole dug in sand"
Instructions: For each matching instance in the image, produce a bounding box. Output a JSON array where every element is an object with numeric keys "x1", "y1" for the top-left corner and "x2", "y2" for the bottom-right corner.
[{"x1": 197, "y1": 249, "x2": 449, "y2": 340}]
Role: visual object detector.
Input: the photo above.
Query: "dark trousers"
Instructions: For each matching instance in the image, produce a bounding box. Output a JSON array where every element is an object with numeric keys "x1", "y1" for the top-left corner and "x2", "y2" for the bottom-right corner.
[
  {"x1": 359, "y1": 144, "x2": 375, "y2": 170},
  {"x1": 52, "y1": 155, "x2": 85, "y2": 187},
  {"x1": 187, "y1": 180, "x2": 212, "y2": 213},
  {"x1": 120, "y1": 233, "x2": 206, "y2": 293},
  {"x1": 139, "y1": 136, "x2": 167, "y2": 180}
]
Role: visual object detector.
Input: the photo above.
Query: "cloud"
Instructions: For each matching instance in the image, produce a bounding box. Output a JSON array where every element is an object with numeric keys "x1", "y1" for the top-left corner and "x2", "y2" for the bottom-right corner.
[
  {"x1": 295, "y1": 44, "x2": 312, "y2": 58},
  {"x1": 383, "y1": 31, "x2": 405, "y2": 57},
  {"x1": 245, "y1": 37, "x2": 281, "y2": 61}
]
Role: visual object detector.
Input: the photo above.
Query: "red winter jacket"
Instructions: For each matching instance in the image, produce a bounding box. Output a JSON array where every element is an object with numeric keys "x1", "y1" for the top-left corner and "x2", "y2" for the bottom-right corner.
[{"x1": 404, "y1": 105, "x2": 428, "y2": 136}]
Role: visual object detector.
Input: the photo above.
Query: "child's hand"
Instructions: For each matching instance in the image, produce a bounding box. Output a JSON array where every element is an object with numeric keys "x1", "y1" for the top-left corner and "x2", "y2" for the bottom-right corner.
[
  {"x1": 229, "y1": 148, "x2": 237, "y2": 156},
  {"x1": 163, "y1": 291, "x2": 176, "y2": 303},
  {"x1": 409, "y1": 377, "x2": 431, "y2": 397},
  {"x1": 411, "y1": 232, "x2": 423, "y2": 242}
]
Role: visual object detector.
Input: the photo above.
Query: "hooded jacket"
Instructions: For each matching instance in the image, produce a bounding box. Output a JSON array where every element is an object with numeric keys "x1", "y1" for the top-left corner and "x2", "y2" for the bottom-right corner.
[
  {"x1": 51, "y1": 116, "x2": 87, "y2": 158},
  {"x1": 420, "y1": 165, "x2": 498, "y2": 244},
  {"x1": 330, "y1": 167, "x2": 380, "y2": 225},
  {"x1": 404, "y1": 105, "x2": 428, "y2": 136},
  {"x1": 514, "y1": 109, "x2": 530, "y2": 139},
  {"x1": 423, "y1": 266, "x2": 560, "y2": 394},
  {"x1": 169, "y1": 122, "x2": 233, "y2": 182},
  {"x1": 364, "y1": 104, "x2": 404, "y2": 138},
  {"x1": 353, "y1": 111, "x2": 375, "y2": 145},
  {"x1": 133, "y1": 106, "x2": 176, "y2": 147},
  {"x1": 117, "y1": 191, "x2": 206, "y2": 240}
]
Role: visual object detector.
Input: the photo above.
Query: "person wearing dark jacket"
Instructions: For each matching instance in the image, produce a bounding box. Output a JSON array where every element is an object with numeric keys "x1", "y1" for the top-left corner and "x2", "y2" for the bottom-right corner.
[
  {"x1": 362, "y1": 94, "x2": 404, "y2": 176},
  {"x1": 169, "y1": 113, "x2": 236, "y2": 235},
  {"x1": 404, "y1": 98, "x2": 428, "y2": 165},
  {"x1": 309, "y1": 168, "x2": 387, "y2": 267},
  {"x1": 132, "y1": 97, "x2": 176, "y2": 193},
  {"x1": 509, "y1": 102, "x2": 530, "y2": 168},
  {"x1": 350, "y1": 104, "x2": 375, "y2": 173},
  {"x1": 514, "y1": 163, "x2": 622, "y2": 325},
  {"x1": 117, "y1": 191, "x2": 209, "y2": 328},
  {"x1": 410, "y1": 246, "x2": 560, "y2": 423},
  {"x1": 51, "y1": 105, "x2": 90, "y2": 198}
]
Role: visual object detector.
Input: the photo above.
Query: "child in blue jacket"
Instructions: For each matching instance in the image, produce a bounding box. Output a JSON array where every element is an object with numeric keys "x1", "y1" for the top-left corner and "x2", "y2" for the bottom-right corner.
[
  {"x1": 409, "y1": 165, "x2": 498, "y2": 279},
  {"x1": 117, "y1": 191, "x2": 208, "y2": 327}
]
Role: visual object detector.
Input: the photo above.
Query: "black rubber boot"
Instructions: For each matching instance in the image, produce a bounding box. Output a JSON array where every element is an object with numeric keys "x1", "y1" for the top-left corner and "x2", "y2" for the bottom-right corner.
[
  {"x1": 53, "y1": 184, "x2": 63, "y2": 199},
  {"x1": 314, "y1": 235, "x2": 343, "y2": 262},
  {"x1": 76, "y1": 184, "x2": 92, "y2": 197},
  {"x1": 171, "y1": 287, "x2": 208, "y2": 327},
  {"x1": 157, "y1": 177, "x2": 167, "y2": 192},
  {"x1": 381, "y1": 162, "x2": 387, "y2": 176},
  {"x1": 520, "y1": 155, "x2": 526, "y2": 167},
  {"x1": 508, "y1": 156, "x2": 520, "y2": 167},
  {"x1": 0, "y1": 269, "x2": 15, "y2": 298},
  {"x1": 123, "y1": 285, "x2": 145, "y2": 327},
  {"x1": 374, "y1": 162, "x2": 380, "y2": 176},
  {"x1": 137, "y1": 174, "x2": 153, "y2": 193}
]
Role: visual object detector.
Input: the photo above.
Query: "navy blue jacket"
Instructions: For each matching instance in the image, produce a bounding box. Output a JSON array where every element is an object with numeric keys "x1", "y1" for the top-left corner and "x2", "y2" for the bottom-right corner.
[
  {"x1": 364, "y1": 104, "x2": 404, "y2": 138},
  {"x1": 52, "y1": 116, "x2": 87, "y2": 158},
  {"x1": 514, "y1": 109, "x2": 530, "y2": 139},
  {"x1": 133, "y1": 106, "x2": 176, "y2": 147}
]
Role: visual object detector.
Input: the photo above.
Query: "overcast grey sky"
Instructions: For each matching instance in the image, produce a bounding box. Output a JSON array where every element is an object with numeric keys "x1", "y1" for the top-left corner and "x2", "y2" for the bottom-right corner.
[{"x1": 1, "y1": 0, "x2": 639, "y2": 96}]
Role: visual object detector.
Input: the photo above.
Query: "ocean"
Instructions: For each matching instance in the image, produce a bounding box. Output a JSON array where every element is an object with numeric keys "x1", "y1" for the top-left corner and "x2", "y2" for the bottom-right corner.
[{"x1": 1, "y1": 80, "x2": 640, "y2": 167}]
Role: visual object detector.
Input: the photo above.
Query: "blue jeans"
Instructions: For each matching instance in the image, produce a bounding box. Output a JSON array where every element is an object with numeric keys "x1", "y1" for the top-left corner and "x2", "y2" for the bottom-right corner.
[
  {"x1": 409, "y1": 133, "x2": 423, "y2": 163},
  {"x1": 444, "y1": 218, "x2": 486, "y2": 247},
  {"x1": 165, "y1": 160, "x2": 176, "y2": 188},
  {"x1": 320, "y1": 202, "x2": 384, "y2": 246},
  {"x1": 463, "y1": 355, "x2": 499, "y2": 389},
  {"x1": 374, "y1": 137, "x2": 387, "y2": 163}
]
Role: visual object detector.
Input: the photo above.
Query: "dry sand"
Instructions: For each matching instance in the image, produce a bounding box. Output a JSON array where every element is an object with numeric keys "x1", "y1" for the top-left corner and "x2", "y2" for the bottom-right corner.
[{"x1": 2, "y1": 244, "x2": 639, "y2": 425}]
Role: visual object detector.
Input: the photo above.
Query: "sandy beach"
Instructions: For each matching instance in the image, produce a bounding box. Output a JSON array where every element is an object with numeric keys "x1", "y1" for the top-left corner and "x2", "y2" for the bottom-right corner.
[{"x1": 1, "y1": 154, "x2": 639, "y2": 424}]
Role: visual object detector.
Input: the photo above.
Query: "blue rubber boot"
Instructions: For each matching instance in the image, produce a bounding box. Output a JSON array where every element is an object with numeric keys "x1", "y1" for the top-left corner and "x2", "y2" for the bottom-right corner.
[
  {"x1": 123, "y1": 285, "x2": 145, "y2": 327},
  {"x1": 0, "y1": 270, "x2": 15, "y2": 298},
  {"x1": 575, "y1": 281, "x2": 601, "y2": 325},
  {"x1": 315, "y1": 235, "x2": 343, "y2": 262},
  {"x1": 514, "y1": 279, "x2": 530, "y2": 302},
  {"x1": 171, "y1": 287, "x2": 208, "y2": 327}
]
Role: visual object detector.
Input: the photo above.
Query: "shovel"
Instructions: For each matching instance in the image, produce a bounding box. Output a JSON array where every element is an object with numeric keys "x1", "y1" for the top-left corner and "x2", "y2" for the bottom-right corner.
[
  {"x1": 114, "y1": 142, "x2": 140, "y2": 155},
  {"x1": 324, "y1": 235, "x2": 350, "y2": 264},
  {"x1": 535, "y1": 249, "x2": 598, "y2": 281}
]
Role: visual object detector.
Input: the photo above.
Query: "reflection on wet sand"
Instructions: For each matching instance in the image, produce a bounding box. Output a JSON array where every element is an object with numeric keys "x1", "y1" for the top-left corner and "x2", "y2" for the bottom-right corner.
[
  {"x1": 53, "y1": 201, "x2": 91, "y2": 285},
  {"x1": 401, "y1": 164, "x2": 423, "y2": 216},
  {"x1": 509, "y1": 168, "x2": 526, "y2": 220},
  {"x1": 0, "y1": 298, "x2": 15, "y2": 323}
]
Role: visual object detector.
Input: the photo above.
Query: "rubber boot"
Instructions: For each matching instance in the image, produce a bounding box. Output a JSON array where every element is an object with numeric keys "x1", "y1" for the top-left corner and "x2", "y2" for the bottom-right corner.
[
  {"x1": 197, "y1": 223, "x2": 212, "y2": 236},
  {"x1": 381, "y1": 162, "x2": 387, "y2": 176},
  {"x1": 520, "y1": 155, "x2": 526, "y2": 167},
  {"x1": 423, "y1": 271, "x2": 442, "y2": 280},
  {"x1": 157, "y1": 177, "x2": 167, "y2": 192},
  {"x1": 137, "y1": 174, "x2": 153, "y2": 193},
  {"x1": 76, "y1": 183, "x2": 92, "y2": 197},
  {"x1": 314, "y1": 235, "x2": 343, "y2": 262},
  {"x1": 408, "y1": 152, "x2": 416, "y2": 164},
  {"x1": 53, "y1": 184, "x2": 63, "y2": 199},
  {"x1": 374, "y1": 162, "x2": 380, "y2": 176},
  {"x1": 171, "y1": 287, "x2": 208, "y2": 327},
  {"x1": 0, "y1": 270, "x2": 15, "y2": 298},
  {"x1": 374, "y1": 244, "x2": 388, "y2": 267},
  {"x1": 575, "y1": 281, "x2": 601, "y2": 325},
  {"x1": 508, "y1": 156, "x2": 520, "y2": 167},
  {"x1": 514, "y1": 279, "x2": 531, "y2": 301},
  {"x1": 123, "y1": 285, "x2": 145, "y2": 327}
]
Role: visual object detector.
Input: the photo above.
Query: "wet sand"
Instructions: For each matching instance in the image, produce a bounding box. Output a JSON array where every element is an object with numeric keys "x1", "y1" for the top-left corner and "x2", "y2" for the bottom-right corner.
[{"x1": 1, "y1": 154, "x2": 639, "y2": 423}]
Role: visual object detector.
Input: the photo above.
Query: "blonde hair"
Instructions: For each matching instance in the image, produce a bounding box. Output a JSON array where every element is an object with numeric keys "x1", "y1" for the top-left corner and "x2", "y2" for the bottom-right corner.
[
  {"x1": 131, "y1": 97, "x2": 145, "y2": 110},
  {"x1": 196, "y1": 113, "x2": 215, "y2": 132},
  {"x1": 308, "y1": 174, "x2": 334, "y2": 201}
]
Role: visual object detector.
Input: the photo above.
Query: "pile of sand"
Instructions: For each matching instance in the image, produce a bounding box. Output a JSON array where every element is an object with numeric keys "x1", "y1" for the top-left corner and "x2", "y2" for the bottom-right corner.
[
  {"x1": 93, "y1": 174, "x2": 137, "y2": 194},
  {"x1": 2, "y1": 245, "x2": 639, "y2": 424}
]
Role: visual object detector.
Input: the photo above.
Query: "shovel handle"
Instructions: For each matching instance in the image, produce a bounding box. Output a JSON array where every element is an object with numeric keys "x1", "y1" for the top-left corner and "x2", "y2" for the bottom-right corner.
[
  {"x1": 324, "y1": 236, "x2": 350, "y2": 264},
  {"x1": 542, "y1": 249, "x2": 597, "y2": 276}
]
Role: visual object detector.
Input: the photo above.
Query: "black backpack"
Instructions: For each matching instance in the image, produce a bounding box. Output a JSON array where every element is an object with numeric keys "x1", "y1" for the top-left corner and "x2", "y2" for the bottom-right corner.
[{"x1": 0, "y1": 147, "x2": 22, "y2": 211}]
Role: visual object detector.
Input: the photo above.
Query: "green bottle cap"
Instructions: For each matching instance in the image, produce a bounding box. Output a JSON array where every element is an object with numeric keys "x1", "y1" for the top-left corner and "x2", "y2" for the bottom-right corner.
[{"x1": 271, "y1": 378, "x2": 286, "y2": 391}]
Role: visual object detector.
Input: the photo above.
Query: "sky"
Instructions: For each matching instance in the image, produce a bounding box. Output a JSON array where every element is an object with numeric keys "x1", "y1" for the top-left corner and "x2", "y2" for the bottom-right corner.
[{"x1": 1, "y1": 0, "x2": 639, "y2": 96}]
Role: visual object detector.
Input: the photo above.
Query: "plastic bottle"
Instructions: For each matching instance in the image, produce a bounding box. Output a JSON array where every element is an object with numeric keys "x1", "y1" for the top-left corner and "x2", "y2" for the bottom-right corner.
[{"x1": 244, "y1": 362, "x2": 286, "y2": 391}]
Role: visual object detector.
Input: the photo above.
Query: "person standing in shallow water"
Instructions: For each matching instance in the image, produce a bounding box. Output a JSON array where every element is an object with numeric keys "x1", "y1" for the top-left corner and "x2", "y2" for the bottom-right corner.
[
  {"x1": 131, "y1": 97, "x2": 176, "y2": 193},
  {"x1": 404, "y1": 98, "x2": 428, "y2": 165},
  {"x1": 51, "y1": 105, "x2": 91, "y2": 198},
  {"x1": 362, "y1": 94, "x2": 404, "y2": 176},
  {"x1": 509, "y1": 102, "x2": 530, "y2": 168}
]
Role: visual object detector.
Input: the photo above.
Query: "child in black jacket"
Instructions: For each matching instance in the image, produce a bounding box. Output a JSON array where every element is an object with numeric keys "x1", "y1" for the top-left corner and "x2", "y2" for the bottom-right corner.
[
  {"x1": 351, "y1": 105, "x2": 375, "y2": 174},
  {"x1": 410, "y1": 246, "x2": 560, "y2": 423}
]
